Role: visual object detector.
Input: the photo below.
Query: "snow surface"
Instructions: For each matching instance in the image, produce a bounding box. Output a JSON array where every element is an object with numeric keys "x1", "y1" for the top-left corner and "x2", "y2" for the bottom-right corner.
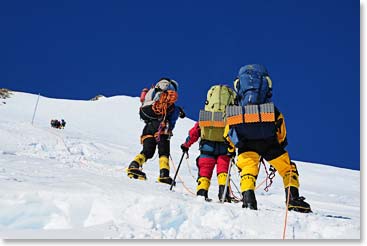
[{"x1": 0, "y1": 91, "x2": 360, "y2": 239}]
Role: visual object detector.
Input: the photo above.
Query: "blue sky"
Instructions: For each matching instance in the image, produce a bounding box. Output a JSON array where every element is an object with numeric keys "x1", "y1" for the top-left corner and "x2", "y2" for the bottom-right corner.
[{"x1": 0, "y1": 0, "x2": 359, "y2": 170}]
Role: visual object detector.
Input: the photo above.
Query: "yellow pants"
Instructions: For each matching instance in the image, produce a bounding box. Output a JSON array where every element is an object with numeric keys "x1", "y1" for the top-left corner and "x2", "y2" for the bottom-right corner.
[{"x1": 237, "y1": 151, "x2": 299, "y2": 192}]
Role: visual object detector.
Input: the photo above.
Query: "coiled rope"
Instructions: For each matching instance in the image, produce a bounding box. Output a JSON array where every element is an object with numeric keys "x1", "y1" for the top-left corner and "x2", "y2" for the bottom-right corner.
[{"x1": 152, "y1": 91, "x2": 178, "y2": 116}]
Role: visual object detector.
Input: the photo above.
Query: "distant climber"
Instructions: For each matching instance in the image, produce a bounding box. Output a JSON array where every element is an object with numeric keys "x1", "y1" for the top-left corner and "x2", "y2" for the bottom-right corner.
[
  {"x1": 61, "y1": 119, "x2": 66, "y2": 128},
  {"x1": 50, "y1": 119, "x2": 66, "y2": 129}
]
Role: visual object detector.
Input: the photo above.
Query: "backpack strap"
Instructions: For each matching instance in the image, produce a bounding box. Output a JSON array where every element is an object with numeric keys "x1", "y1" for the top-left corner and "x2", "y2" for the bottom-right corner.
[
  {"x1": 256, "y1": 74, "x2": 264, "y2": 104},
  {"x1": 223, "y1": 86, "x2": 234, "y2": 116}
]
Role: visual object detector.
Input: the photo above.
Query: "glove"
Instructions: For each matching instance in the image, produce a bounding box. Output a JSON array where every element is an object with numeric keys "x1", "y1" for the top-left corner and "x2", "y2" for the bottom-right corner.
[
  {"x1": 178, "y1": 107, "x2": 186, "y2": 119},
  {"x1": 181, "y1": 144, "x2": 189, "y2": 153}
]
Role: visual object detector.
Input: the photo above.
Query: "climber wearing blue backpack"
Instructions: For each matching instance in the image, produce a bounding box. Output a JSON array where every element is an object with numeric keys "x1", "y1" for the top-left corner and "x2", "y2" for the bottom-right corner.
[{"x1": 224, "y1": 64, "x2": 311, "y2": 213}]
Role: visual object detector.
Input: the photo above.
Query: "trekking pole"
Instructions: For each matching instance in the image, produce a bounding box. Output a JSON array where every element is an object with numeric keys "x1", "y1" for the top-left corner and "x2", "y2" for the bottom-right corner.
[
  {"x1": 221, "y1": 157, "x2": 235, "y2": 203},
  {"x1": 170, "y1": 152, "x2": 186, "y2": 191}
]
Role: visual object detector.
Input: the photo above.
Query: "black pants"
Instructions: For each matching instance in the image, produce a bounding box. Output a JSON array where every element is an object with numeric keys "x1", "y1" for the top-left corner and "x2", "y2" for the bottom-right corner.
[
  {"x1": 141, "y1": 135, "x2": 170, "y2": 159},
  {"x1": 140, "y1": 121, "x2": 170, "y2": 159},
  {"x1": 238, "y1": 137, "x2": 286, "y2": 162}
]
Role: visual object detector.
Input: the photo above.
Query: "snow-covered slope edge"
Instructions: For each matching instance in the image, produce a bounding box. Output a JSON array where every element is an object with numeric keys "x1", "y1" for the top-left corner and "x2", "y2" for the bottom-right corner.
[{"x1": 0, "y1": 91, "x2": 360, "y2": 239}]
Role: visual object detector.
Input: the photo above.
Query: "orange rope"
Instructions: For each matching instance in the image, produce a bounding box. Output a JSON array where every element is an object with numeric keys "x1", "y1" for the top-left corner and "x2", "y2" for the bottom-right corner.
[
  {"x1": 255, "y1": 157, "x2": 266, "y2": 190},
  {"x1": 152, "y1": 91, "x2": 178, "y2": 116},
  {"x1": 252, "y1": 158, "x2": 268, "y2": 191},
  {"x1": 169, "y1": 156, "x2": 196, "y2": 196},
  {"x1": 185, "y1": 158, "x2": 197, "y2": 181},
  {"x1": 282, "y1": 168, "x2": 292, "y2": 239},
  {"x1": 255, "y1": 178, "x2": 267, "y2": 190}
]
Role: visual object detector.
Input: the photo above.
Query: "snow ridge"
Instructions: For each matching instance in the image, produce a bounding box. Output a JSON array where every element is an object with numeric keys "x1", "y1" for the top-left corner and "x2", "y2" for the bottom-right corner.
[{"x1": 0, "y1": 91, "x2": 360, "y2": 239}]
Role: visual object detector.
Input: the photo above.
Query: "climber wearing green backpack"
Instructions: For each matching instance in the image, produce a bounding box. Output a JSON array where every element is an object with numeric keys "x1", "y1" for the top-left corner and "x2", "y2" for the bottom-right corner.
[{"x1": 181, "y1": 85, "x2": 236, "y2": 202}]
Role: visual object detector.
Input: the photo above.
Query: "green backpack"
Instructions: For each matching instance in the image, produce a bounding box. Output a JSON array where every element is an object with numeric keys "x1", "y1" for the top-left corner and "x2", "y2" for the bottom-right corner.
[{"x1": 199, "y1": 85, "x2": 236, "y2": 142}]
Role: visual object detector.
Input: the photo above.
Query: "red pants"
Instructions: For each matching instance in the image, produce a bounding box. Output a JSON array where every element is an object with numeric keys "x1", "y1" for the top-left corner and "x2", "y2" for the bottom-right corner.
[{"x1": 198, "y1": 155, "x2": 230, "y2": 179}]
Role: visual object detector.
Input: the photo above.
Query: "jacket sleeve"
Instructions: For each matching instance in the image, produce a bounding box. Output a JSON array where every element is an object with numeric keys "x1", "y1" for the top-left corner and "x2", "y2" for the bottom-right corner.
[
  {"x1": 275, "y1": 109, "x2": 288, "y2": 148},
  {"x1": 223, "y1": 124, "x2": 236, "y2": 153},
  {"x1": 167, "y1": 105, "x2": 180, "y2": 130},
  {"x1": 182, "y1": 122, "x2": 201, "y2": 148}
]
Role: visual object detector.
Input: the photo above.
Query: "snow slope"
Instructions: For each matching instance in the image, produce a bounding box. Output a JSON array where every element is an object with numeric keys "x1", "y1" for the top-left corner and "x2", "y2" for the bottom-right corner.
[{"x1": 0, "y1": 91, "x2": 360, "y2": 239}]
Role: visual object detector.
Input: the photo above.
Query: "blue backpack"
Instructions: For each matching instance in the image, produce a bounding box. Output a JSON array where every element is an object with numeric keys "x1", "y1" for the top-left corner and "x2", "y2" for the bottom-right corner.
[
  {"x1": 226, "y1": 64, "x2": 276, "y2": 146},
  {"x1": 234, "y1": 64, "x2": 272, "y2": 105}
]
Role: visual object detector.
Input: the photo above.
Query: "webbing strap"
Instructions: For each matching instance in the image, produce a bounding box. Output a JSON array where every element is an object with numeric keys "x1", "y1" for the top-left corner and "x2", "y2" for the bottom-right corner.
[
  {"x1": 259, "y1": 158, "x2": 276, "y2": 192},
  {"x1": 140, "y1": 134, "x2": 154, "y2": 144},
  {"x1": 226, "y1": 103, "x2": 275, "y2": 125},
  {"x1": 198, "y1": 110, "x2": 225, "y2": 128}
]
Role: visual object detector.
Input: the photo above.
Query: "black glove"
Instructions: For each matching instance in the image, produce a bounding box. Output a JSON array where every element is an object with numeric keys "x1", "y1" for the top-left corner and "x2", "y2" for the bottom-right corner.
[
  {"x1": 181, "y1": 144, "x2": 189, "y2": 153},
  {"x1": 178, "y1": 107, "x2": 186, "y2": 119}
]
